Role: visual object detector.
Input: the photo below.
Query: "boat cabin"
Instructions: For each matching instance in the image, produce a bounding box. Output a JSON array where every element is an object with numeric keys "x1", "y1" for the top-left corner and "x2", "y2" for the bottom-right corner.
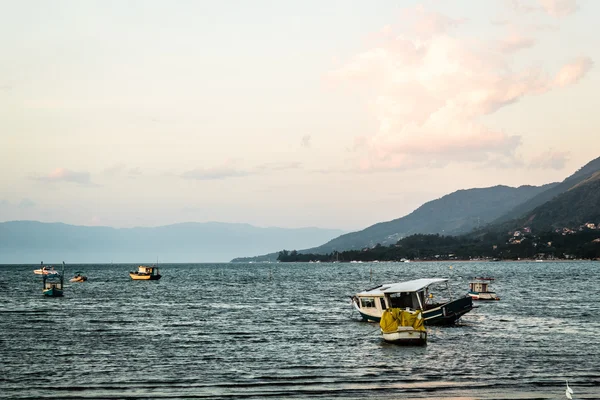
[
  {"x1": 43, "y1": 277, "x2": 63, "y2": 291},
  {"x1": 469, "y1": 280, "x2": 490, "y2": 293},
  {"x1": 137, "y1": 265, "x2": 158, "y2": 275},
  {"x1": 355, "y1": 278, "x2": 450, "y2": 314}
]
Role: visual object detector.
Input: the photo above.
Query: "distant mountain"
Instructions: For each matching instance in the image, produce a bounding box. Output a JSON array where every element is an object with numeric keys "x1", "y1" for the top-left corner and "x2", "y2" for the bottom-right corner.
[
  {"x1": 0, "y1": 221, "x2": 345, "y2": 263},
  {"x1": 493, "y1": 156, "x2": 600, "y2": 224},
  {"x1": 233, "y1": 183, "x2": 556, "y2": 261}
]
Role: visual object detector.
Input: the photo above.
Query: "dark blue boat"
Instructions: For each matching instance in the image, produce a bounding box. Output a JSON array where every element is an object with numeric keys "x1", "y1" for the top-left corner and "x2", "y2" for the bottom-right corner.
[{"x1": 42, "y1": 262, "x2": 65, "y2": 297}]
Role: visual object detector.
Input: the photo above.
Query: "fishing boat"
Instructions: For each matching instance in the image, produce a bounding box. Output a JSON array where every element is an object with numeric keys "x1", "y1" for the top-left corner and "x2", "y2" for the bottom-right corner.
[
  {"x1": 69, "y1": 272, "x2": 88, "y2": 283},
  {"x1": 380, "y1": 308, "x2": 427, "y2": 345},
  {"x1": 33, "y1": 262, "x2": 59, "y2": 275},
  {"x1": 468, "y1": 277, "x2": 500, "y2": 300},
  {"x1": 43, "y1": 262, "x2": 65, "y2": 297},
  {"x1": 351, "y1": 278, "x2": 473, "y2": 326},
  {"x1": 129, "y1": 265, "x2": 161, "y2": 280}
]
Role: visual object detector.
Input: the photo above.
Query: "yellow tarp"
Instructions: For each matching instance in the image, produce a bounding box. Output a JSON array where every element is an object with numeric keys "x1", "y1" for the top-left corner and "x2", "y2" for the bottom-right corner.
[{"x1": 380, "y1": 308, "x2": 425, "y2": 333}]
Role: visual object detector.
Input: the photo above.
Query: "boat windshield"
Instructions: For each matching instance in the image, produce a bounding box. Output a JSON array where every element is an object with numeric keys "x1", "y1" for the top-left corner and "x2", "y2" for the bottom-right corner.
[{"x1": 388, "y1": 292, "x2": 423, "y2": 310}]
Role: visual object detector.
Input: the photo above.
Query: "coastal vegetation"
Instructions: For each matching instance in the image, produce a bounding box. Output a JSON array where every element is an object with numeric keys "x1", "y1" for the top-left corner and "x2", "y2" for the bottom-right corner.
[{"x1": 277, "y1": 228, "x2": 600, "y2": 262}]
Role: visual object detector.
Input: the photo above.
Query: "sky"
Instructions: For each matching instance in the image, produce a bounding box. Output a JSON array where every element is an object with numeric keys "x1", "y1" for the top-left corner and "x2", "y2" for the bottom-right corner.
[{"x1": 1, "y1": 0, "x2": 599, "y2": 231}]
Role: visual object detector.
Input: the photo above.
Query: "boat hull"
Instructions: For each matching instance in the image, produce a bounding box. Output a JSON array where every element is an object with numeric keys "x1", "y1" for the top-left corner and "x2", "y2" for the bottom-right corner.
[
  {"x1": 129, "y1": 273, "x2": 161, "y2": 280},
  {"x1": 42, "y1": 287, "x2": 63, "y2": 297},
  {"x1": 468, "y1": 291, "x2": 500, "y2": 301},
  {"x1": 354, "y1": 296, "x2": 473, "y2": 325},
  {"x1": 381, "y1": 328, "x2": 427, "y2": 345}
]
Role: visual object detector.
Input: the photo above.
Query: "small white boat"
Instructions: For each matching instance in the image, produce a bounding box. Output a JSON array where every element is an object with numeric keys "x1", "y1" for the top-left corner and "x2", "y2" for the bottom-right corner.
[
  {"x1": 33, "y1": 262, "x2": 59, "y2": 275},
  {"x1": 380, "y1": 308, "x2": 426, "y2": 345},
  {"x1": 468, "y1": 277, "x2": 500, "y2": 301}
]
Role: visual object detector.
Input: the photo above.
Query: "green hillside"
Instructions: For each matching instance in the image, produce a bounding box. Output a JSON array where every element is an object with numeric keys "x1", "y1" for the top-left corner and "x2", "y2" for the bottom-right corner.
[
  {"x1": 494, "y1": 156, "x2": 600, "y2": 223},
  {"x1": 513, "y1": 172, "x2": 600, "y2": 231}
]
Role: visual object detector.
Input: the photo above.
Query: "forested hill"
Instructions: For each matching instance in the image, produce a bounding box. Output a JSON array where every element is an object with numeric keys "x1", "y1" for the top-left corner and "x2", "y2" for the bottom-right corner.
[
  {"x1": 296, "y1": 184, "x2": 556, "y2": 255},
  {"x1": 493, "y1": 156, "x2": 600, "y2": 224},
  {"x1": 506, "y1": 171, "x2": 600, "y2": 232}
]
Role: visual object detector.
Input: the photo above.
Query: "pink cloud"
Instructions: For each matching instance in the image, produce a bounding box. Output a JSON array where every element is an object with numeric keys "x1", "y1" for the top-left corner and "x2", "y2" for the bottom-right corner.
[
  {"x1": 329, "y1": 6, "x2": 591, "y2": 172},
  {"x1": 537, "y1": 0, "x2": 578, "y2": 17},
  {"x1": 36, "y1": 168, "x2": 92, "y2": 185},
  {"x1": 554, "y1": 57, "x2": 594, "y2": 87}
]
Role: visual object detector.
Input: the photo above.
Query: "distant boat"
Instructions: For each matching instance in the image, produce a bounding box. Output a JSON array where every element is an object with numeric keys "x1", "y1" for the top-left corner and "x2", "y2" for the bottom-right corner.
[
  {"x1": 69, "y1": 272, "x2": 88, "y2": 283},
  {"x1": 34, "y1": 262, "x2": 59, "y2": 275},
  {"x1": 468, "y1": 277, "x2": 500, "y2": 301},
  {"x1": 43, "y1": 262, "x2": 65, "y2": 297},
  {"x1": 129, "y1": 265, "x2": 161, "y2": 280},
  {"x1": 351, "y1": 278, "x2": 473, "y2": 326}
]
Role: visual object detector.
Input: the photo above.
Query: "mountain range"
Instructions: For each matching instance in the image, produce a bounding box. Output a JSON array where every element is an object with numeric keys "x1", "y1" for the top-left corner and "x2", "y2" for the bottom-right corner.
[
  {"x1": 0, "y1": 221, "x2": 344, "y2": 263},
  {"x1": 233, "y1": 156, "x2": 600, "y2": 261},
  {"x1": 3, "y1": 156, "x2": 599, "y2": 264}
]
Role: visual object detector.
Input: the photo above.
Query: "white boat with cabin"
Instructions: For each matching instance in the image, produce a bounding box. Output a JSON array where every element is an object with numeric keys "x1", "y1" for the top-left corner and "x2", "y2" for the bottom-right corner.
[
  {"x1": 351, "y1": 278, "x2": 473, "y2": 326},
  {"x1": 468, "y1": 277, "x2": 500, "y2": 300}
]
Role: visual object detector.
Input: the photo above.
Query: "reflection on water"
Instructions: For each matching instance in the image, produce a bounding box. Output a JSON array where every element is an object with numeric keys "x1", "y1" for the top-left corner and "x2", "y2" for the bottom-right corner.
[{"x1": 1, "y1": 261, "x2": 599, "y2": 399}]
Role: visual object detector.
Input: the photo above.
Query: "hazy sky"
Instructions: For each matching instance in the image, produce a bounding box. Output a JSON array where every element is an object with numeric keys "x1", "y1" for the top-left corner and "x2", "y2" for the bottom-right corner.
[{"x1": 1, "y1": 0, "x2": 598, "y2": 231}]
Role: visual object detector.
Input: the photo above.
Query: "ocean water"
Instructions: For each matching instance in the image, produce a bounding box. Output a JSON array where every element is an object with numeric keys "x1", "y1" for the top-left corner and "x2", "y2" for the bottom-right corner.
[{"x1": 0, "y1": 261, "x2": 599, "y2": 399}]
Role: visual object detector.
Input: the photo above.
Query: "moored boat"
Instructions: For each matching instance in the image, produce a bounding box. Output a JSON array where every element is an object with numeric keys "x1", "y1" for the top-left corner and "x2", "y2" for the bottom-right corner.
[
  {"x1": 69, "y1": 272, "x2": 88, "y2": 283},
  {"x1": 380, "y1": 308, "x2": 427, "y2": 345},
  {"x1": 468, "y1": 277, "x2": 500, "y2": 300},
  {"x1": 43, "y1": 262, "x2": 65, "y2": 297},
  {"x1": 351, "y1": 278, "x2": 473, "y2": 326},
  {"x1": 129, "y1": 265, "x2": 161, "y2": 280},
  {"x1": 34, "y1": 262, "x2": 59, "y2": 275}
]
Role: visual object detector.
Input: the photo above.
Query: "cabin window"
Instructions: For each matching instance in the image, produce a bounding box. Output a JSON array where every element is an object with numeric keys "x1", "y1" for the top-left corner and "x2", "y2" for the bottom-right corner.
[
  {"x1": 389, "y1": 292, "x2": 421, "y2": 309},
  {"x1": 380, "y1": 298, "x2": 386, "y2": 310},
  {"x1": 360, "y1": 297, "x2": 376, "y2": 308}
]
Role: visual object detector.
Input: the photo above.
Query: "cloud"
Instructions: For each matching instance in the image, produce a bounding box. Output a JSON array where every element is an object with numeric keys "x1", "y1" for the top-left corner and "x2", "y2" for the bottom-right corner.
[
  {"x1": 329, "y1": 6, "x2": 592, "y2": 172},
  {"x1": 103, "y1": 163, "x2": 142, "y2": 177},
  {"x1": 182, "y1": 161, "x2": 302, "y2": 181},
  {"x1": 554, "y1": 57, "x2": 594, "y2": 87},
  {"x1": 255, "y1": 162, "x2": 302, "y2": 172},
  {"x1": 498, "y1": 33, "x2": 535, "y2": 53},
  {"x1": 528, "y1": 150, "x2": 569, "y2": 169},
  {"x1": 35, "y1": 168, "x2": 94, "y2": 185},
  {"x1": 509, "y1": 0, "x2": 579, "y2": 17},
  {"x1": 301, "y1": 135, "x2": 311, "y2": 148},
  {"x1": 403, "y1": 5, "x2": 465, "y2": 39},
  {"x1": 537, "y1": 0, "x2": 578, "y2": 17},
  {"x1": 182, "y1": 165, "x2": 250, "y2": 180},
  {"x1": 18, "y1": 198, "x2": 36, "y2": 208}
]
